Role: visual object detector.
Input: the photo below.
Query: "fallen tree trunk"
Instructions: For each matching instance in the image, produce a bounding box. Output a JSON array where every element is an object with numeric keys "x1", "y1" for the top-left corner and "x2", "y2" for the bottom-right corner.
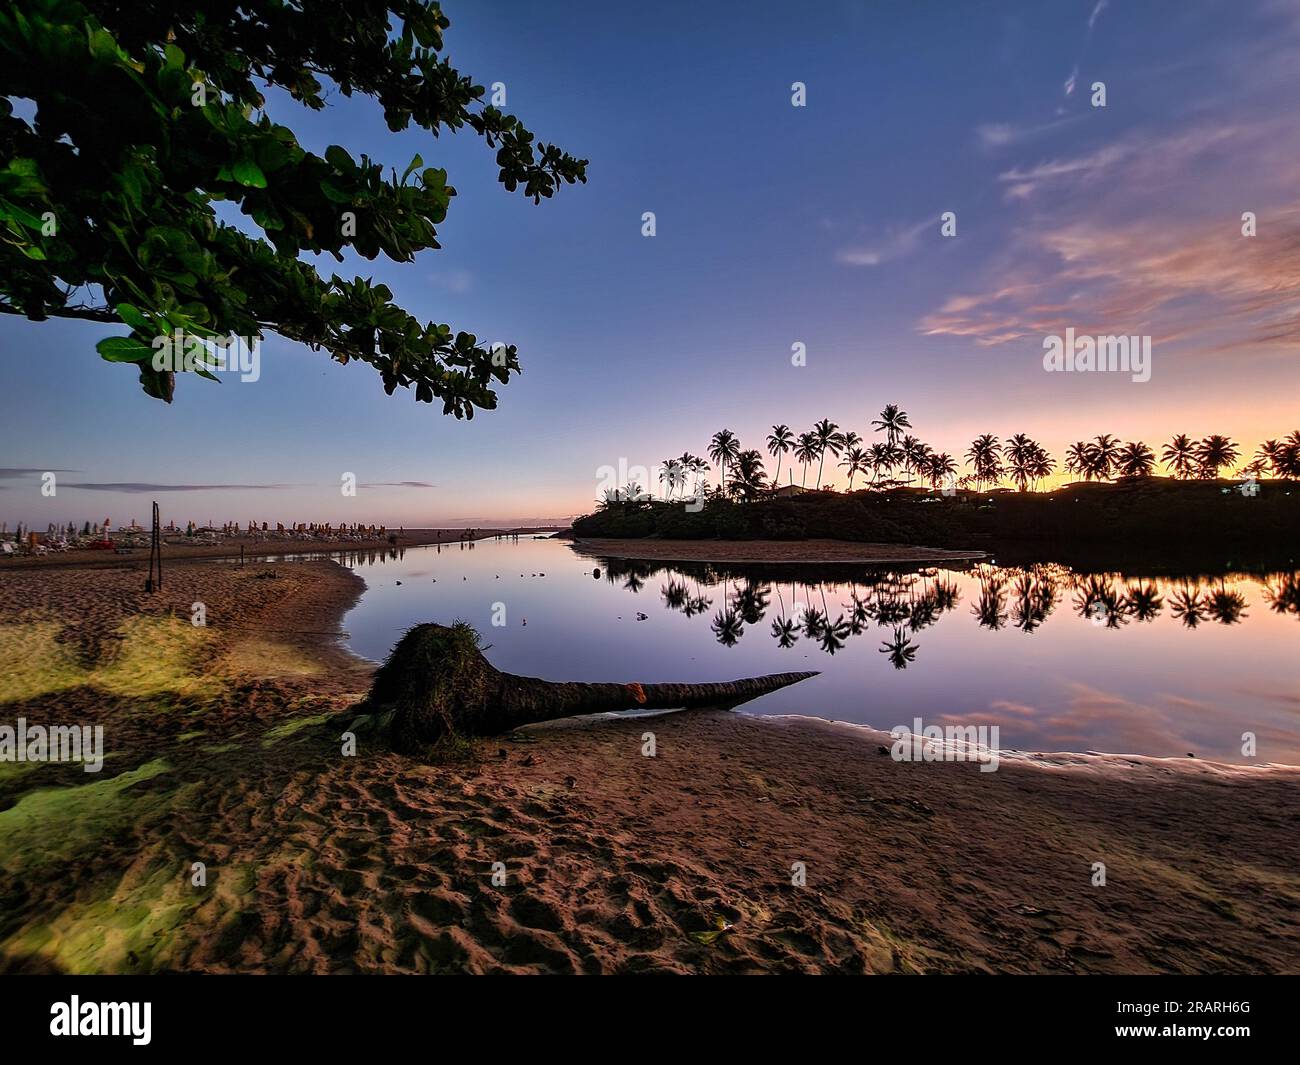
[{"x1": 361, "y1": 623, "x2": 819, "y2": 750}]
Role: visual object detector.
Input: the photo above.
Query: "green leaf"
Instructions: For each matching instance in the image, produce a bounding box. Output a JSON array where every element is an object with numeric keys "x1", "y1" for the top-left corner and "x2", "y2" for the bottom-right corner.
[
  {"x1": 115, "y1": 303, "x2": 151, "y2": 331},
  {"x1": 324, "y1": 145, "x2": 353, "y2": 173},
  {"x1": 231, "y1": 159, "x2": 267, "y2": 188},
  {"x1": 96, "y1": 335, "x2": 155, "y2": 363},
  {"x1": 319, "y1": 180, "x2": 351, "y2": 204},
  {"x1": 401, "y1": 154, "x2": 424, "y2": 184}
]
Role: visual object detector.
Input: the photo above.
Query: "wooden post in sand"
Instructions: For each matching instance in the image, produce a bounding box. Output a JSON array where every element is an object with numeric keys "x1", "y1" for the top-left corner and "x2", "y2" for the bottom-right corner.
[{"x1": 146, "y1": 501, "x2": 162, "y2": 592}]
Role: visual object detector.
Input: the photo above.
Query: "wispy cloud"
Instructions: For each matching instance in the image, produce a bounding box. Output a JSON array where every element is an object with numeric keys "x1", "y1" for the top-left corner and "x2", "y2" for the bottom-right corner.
[
  {"x1": 975, "y1": 115, "x2": 1081, "y2": 150},
  {"x1": 63, "y1": 482, "x2": 290, "y2": 493},
  {"x1": 923, "y1": 114, "x2": 1300, "y2": 354},
  {"x1": 920, "y1": 205, "x2": 1300, "y2": 351},
  {"x1": 1064, "y1": 0, "x2": 1109, "y2": 97},
  {"x1": 429, "y1": 269, "x2": 474, "y2": 294},
  {"x1": 835, "y1": 218, "x2": 933, "y2": 268}
]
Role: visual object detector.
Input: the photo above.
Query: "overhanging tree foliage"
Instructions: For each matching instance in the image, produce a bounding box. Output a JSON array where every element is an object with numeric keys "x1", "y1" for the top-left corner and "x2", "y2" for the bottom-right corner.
[{"x1": 0, "y1": 0, "x2": 586, "y2": 409}]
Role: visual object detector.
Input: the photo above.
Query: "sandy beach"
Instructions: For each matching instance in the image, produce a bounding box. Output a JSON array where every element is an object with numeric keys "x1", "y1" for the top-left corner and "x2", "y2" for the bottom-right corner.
[
  {"x1": 570, "y1": 538, "x2": 986, "y2": 566},
  {"x1": 1, "y1": 554, "x2": 1297, "y2": 974},
  {"x1": 0, "y1": 527, "x2": 559, "y2": 571}
]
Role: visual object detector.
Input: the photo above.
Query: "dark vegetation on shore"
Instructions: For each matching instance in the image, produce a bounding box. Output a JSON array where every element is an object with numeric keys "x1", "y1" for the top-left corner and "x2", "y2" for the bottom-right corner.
[{"x1": 572, "y1": 478, "x2": 1300, "y2": 572}]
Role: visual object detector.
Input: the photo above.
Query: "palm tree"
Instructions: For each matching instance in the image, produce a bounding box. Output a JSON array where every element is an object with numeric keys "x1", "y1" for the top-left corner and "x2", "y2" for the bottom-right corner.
[
  {"x1": 1027, "y1": 444, "x2": 1054, "y2": 490},
  {"x1": 966, "y1": 434, "x2": 1003, "y2": 489},
  {"x1": 1064, "y1": 440, "x2": 1093, "y2": 480},
  {"x1": 1255, "y1": 439, "x2": 1281, "y2": 476},
  {"x1": 926, "y1": 452, "x2": 958, "y2": 491},
  {"x1": 1089, "y1": 434, "x2": 1121, "y2": 481},
  {"x1": 1005, "y1": 433, "x2": 1036, "y2": 492},
  {"x1": 872, "y1": 404, "x2": 911, "y2": 448},
  {"x1": 901, "y1": 436, "x2": 931, "y2": 487},
  {"x1": 690, "y1": 454, "x2": 710, "y2": 497},
  {"x1": 794, "y1": 432, "x2": 819, "y2": 488},
  {"x1": 1277, "y1": 431, "x2": 1300, "y2": 480},
  {"x1": 868, "y1": 443, "x2": 892, "y2": 486},
  {"x1": 1161, "y1": 434, "x2": 1196, "y2": 479},
  {"x1": 840, "y1": 446, "x2": 869, "y2": 490},
  {"x1": 659, "y1": 458, "x2": 684, "y2": 499},
  {"x1": 1116, "y1": 440, "x2": 1155, "y2": 478},
  {"x1": 766, "y1": 424, "x2": 794, "y2": 489},
  {"x1": 708, "y1": 430, "x2": 740, "y2": 496},
  {"x1": 727, "y1": 449, "x2": 768, "y2": 502},
  {"x1": 841, "y1": 430, "x2": 862, "y2": 454},
  {"x1": 811, "y1": 419, "x2": 845, "y2": 489},
  {"x1": 1195, "y1": 435, "x2": 1239, "y2": 479}
]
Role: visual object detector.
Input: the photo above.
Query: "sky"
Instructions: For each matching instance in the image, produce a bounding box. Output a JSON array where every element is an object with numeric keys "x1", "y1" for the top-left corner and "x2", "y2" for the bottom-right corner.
[{"x1": 4, "y1": 0, "x2": 1300, "y2": 527}]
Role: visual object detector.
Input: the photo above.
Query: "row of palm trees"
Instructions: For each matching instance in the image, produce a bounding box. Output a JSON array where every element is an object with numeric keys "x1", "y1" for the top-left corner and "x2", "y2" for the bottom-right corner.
[{"x1": 667, "y1": 409, "x2": 1300, "y2": 500}]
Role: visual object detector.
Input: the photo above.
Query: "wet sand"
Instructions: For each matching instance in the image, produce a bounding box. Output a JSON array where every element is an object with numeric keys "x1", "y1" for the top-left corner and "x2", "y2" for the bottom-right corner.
[
  {"x1": 570, "y1": 538, "x2": 985, "y2": 566},
  {"x1": 0, "y1": 558, "x2": 1296, "y2": 974}
]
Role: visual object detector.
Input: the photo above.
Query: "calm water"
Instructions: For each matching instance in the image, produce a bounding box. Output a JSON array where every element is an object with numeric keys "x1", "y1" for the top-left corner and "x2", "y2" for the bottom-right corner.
[{"x1": 329, "y1": 538, "x2": 1300, "y2": 765}]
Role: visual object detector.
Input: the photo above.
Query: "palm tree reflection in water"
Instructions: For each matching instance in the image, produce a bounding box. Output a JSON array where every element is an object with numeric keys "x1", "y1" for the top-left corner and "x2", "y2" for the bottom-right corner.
[{"x1": 619, "y1": 556, "x2": 1300, "y2": 669}]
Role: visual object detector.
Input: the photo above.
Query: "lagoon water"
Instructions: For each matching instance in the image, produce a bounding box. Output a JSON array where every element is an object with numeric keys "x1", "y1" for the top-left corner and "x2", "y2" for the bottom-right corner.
[{"x1": 330, "y1": 537, "x2": 1300, "y2": 765}]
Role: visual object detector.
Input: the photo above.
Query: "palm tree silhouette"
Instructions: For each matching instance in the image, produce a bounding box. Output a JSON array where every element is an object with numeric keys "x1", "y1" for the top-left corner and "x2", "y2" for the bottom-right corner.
[
  {"x1": 1169, "y1": 585, "x2": 1206, "y2": 628},
  {"x1": 811, "y1": 419, "x2": 846, "y2": 489},
  {"x1": 869, "y1": 442, "x2": 893, "y2": 485},
  {"x1": 1121, "y1": 582, "x2": 1164, "y2": 621},
  {"x1": 926, "y1": 451, "x2": 958, "y2": 490},
  {"x1": 733, "y1": 579, "x2": 771, "y2": 624},
  {"x1": 1195, "y1": 435, "x2": 1239, "y2": 479},
  {"x1": 1207, "y1": 582, "x2": 1248, "y2": 625},
  {"x1": 840, "y1": 446, "x2": 869, "y2": 490},
  {"x1": 1161, "y1": 434, "x2": 1196, "y2": 479},
  {"x1": 1074, "y1": 575, "x2": 1125, "y2": 628},
  {"x1": 1116, "y1": 440, "x2": 1155, "y2": 478},
  {"x1": 880, "y1": 627, "x2": 918, "y2": 669},
  {"x1": 966, "y1": 434, "x2": 1003, "y2": 489},
  {"x1": 711, "y1": 607, "x2": 744, "y2": 646},
  {"x1": 972, "y1": 571, "x2": 1009, "y2": 630},
  {"x1": 1064, "y1": 440, "x2": 1093, "y2": 480},
  {"x1": 1264, "y1": 572, "x2": 1300, "y2": 616},
  {"x1": 1005, "y1": 433, "x2": 1041, "y2": 492},
  {"x1": 771, "y1": 616, "x2": 800, "y2": 648},
  {"x1": 800, "y1": 605, "x2": 826, "y2": 640},
  {"x1": 872, "y1": 404, "x2": 911, "y2": 448},
  {"x1": 727, "y1": 449, "x2": 768, "y2": 502},
  {"x1": 901, "y1": 435, "x2": 931, "y2": 487},
  {"x1": 661, "y1": 579, "x2": 690, "y2": 612},
  {"x1": 794, "y1": 432, "x2": 819, "y2": 488},
  {"x1": 708, "y1": 430, "x2": 740, "y2": 496},
  {"x1": 1089, "y1": 434, "x2": 1121, "y2": 481},
  {"x1": 766, "y1": 424, "x2": 794, "y2": 489}
]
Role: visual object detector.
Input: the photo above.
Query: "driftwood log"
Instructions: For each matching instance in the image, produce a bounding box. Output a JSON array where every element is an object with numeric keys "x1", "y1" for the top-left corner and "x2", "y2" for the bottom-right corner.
[{"x1": 361, "y1": 623, "x2": 819, "y2": 751}]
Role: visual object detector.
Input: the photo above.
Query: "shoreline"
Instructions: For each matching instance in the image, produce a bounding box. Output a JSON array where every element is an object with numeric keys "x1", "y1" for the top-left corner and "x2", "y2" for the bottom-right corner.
[
  {"x1": 569, "y1": 537, "x2": 986, "y2": 566},
  {"x1": 0, "y1": 526, "x2": 562, "y2": 572},
  {"x1": 1, "y1": 556, "x2": 1297, "y2": 973}
]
